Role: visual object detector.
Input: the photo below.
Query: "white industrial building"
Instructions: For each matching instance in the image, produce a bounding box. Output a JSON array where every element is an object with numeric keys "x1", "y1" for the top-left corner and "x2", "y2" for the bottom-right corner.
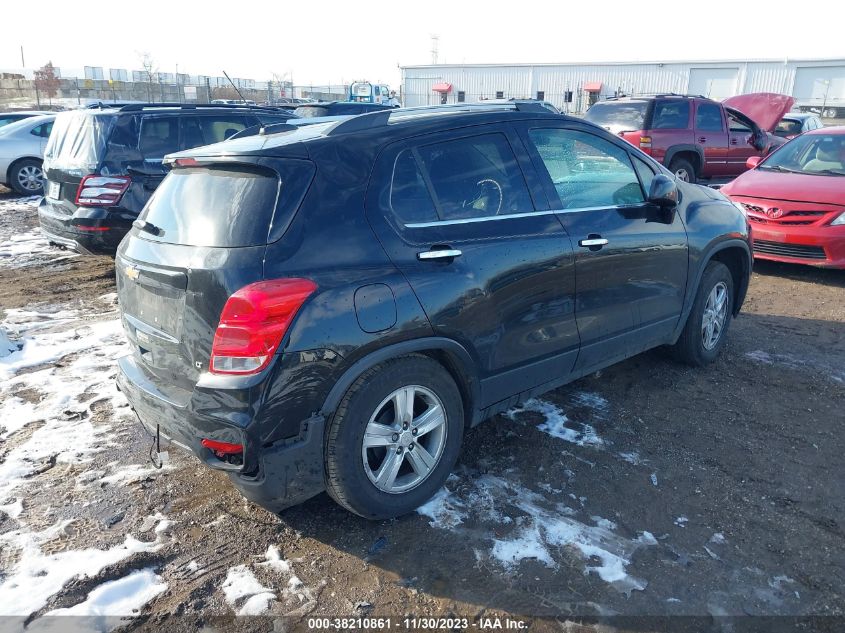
[{"x1": 401, "y1": 58, "x2": 845, "y2": 116}]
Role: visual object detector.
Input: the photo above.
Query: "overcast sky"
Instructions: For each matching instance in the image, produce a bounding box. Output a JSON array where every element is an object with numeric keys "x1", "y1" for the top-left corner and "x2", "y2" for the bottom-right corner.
[{"x1": 4, "y1": 0, "x2": 844, "y2": 87}]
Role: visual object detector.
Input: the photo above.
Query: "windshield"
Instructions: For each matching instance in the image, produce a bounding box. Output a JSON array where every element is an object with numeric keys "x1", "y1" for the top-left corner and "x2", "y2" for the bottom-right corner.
[
  {"x1": 43, "y1": 110, "x2": 114, "y2": 173},
  {"x1": 584, "y1": 101, "x2": 649, "y2": 131},
  {"x1": 761, "y1": 133, "x2": 845, "y2": 175},
  {"x1": 294, "y1": 106, "x2": 330, "y2": 118}
]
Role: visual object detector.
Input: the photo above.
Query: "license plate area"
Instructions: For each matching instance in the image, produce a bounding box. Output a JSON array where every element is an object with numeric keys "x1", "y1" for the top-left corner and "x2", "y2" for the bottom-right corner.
[{"x1": 47, "y1": 181, "x2": 61, "y2": 200}]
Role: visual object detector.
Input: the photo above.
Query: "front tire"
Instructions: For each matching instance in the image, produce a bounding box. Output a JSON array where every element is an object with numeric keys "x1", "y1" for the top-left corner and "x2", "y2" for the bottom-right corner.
[
  {"x1": 668, "y1": 157, "x2": 696, "y2": 184},
  {"x1": 324, "y1": 355, "x2": 464, "y2": 519},
  {"x1": 10, "y1": 159, "x2": 44, "y2": 195},
  {"x1": 671, "y1": 261, "x2": 734, "y2": 366}
]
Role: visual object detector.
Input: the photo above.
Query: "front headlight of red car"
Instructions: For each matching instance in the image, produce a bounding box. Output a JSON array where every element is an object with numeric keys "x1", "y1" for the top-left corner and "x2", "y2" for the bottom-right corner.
[{"x1": 831, "y1": 212, "x2": 845, "y2": 226}]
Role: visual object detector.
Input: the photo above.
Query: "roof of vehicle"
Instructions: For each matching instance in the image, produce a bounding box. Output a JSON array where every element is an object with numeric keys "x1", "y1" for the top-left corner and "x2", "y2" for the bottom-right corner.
[
  {"x1": 168, "y1": 103, "x2": 577, "y2": 160},
  {"x1": 79, "y1": 102, "x2": 290, "y2": 115},
  {"x1": 780, "y1": 112, "x2": 820, "y2": 121},
  {"x1": 0, "y1": 110, "x2": 53, "y2": 116}
]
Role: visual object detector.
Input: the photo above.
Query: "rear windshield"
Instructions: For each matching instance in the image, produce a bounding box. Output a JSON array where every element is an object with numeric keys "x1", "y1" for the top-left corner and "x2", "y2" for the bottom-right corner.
[
  {"x1": 139, "y1": 165, "x2": 281, "y2": 247},
  {"x1": 294, "y1": 106, "x2": 330, "y2": 118},
  {"x1": 584, "y1": 101, "x2": 649, "y2": 131},
  {"x1": 43, "y1": 111, "x2": 114, "y2": 173}
]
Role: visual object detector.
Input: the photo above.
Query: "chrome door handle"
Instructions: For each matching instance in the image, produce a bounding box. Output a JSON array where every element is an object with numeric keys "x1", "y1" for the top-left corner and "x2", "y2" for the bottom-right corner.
[
  {"x1": 417, "y1": 248, "x2": 462, "y2": 261},
  {"x1": 578, "y1": 238, "x2": 608, "y2": 247}
]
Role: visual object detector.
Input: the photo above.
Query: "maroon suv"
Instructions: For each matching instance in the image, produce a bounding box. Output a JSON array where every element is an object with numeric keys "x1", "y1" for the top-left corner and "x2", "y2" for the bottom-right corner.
[{"x1": 585, "y1": 93, "x2": 794, "y2": 183}]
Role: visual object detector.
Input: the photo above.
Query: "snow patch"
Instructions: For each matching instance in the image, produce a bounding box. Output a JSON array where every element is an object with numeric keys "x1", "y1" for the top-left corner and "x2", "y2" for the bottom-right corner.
[
  {"x1": 506, "y1": 398, "x2": 603, "y2": 447},
  {"x1": 0, "y1": 497, "x2": 24, "y2": 519},
  {"x1": 417, "y1": 486, "x2": 467, "y2": 528},
  {"x1": 43, "y1": 568, "x2": 167, "y2": 617},
  {"x1": 0, "y1": 229, "x2": 78, "y2": 269},
  {"x1": 0, "y1": 518, "x2": 170, "y2": 617},
  {"x1": 222, "y1": 566, "x2": 275, "y2": 615}
]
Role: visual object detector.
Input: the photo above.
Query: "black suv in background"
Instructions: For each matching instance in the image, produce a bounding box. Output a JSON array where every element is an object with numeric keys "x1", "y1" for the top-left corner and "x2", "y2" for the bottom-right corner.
[
  {"x1": 37, "y1": 104, "x2": 297, "y2": 254},
  {"x1": 116, "y1": 104, "x2": 751, "y2": 519}
]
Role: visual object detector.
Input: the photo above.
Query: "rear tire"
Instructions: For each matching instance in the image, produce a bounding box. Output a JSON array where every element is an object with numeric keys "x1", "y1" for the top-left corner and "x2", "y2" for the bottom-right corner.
[
  {"x1": 669, "y1": 157, "x2": 696, "y2": 184},
  {"x1": 324, "y1": 355, "x2": 464, "y2": 519},
  {"x1": 9, "y1": 158, "x2": 44, "y2": 195},
  {"x1": 671, "y1": 261, "x2": 733, "y2": 366}
]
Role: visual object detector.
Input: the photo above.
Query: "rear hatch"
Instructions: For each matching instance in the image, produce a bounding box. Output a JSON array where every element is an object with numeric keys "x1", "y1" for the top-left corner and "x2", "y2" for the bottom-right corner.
[
  {"x1": 116, "y1": 156, "x2": 315, "y2": 402},
  {"x1": 41, "y1": 110, "x2": 116, "y2": 216}
]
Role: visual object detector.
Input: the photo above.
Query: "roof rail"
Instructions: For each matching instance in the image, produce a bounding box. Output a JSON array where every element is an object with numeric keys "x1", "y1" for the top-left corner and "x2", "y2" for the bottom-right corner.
[
  {"x1": 116, "y1": 102, "x2": 283, "y2": 112},
  {"x1": 326, "y1": 101, "x2": 556, "y2": 137}
]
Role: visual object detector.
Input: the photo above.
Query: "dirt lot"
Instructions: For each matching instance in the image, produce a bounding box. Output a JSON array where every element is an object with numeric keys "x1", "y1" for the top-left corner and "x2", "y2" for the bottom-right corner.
[{"x1": 0, "y1": 188, "x2": 843, "y2": 632}]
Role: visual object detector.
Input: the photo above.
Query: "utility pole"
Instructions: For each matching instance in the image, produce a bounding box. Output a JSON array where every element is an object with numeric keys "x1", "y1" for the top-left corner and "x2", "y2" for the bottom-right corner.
[
  {"x1": 20, "y1": 45, "x2": 25, "y2": 68},
  {"x1": 430, "y1": 35, "x2": 439, "y2": 65}
]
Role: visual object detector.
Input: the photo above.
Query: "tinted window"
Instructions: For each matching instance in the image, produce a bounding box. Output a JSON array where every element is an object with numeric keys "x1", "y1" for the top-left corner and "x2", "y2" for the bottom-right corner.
[
  {"x1": 139, "y1": 117, "x2": 179, "y2": 160},
  {"x1": 774, "y1": 118, "x2": 803, "y2": 137},
  {"x1": 31, "y1": 122, "x2": 54, "y2": 138},
  {"x1": 139, "y1": 165, "x2": 280, "y2": 246},
  {"x1": 390, "y1": 150, "x2": 438, "y2": 224},
  {"x1": 695, "y1": 103, "x2": 724, "y2": 132},
  {"x1": 652, "y1": 100, "x2": 690, "y2": 129},
  {"x1": 44, "y1": 111, "x2": 114, "y2": 171},
  {"x1": 0, "y1": 114, "x2": 27, "y2": 128},
  {"x1": 584, "y1": 101, "x2": 649, "y2": 131},
  {"x1": 528, "y1": 128, "x2": 645, "y2": 208},
  {"x1": 729, "y1": 116, "x2": 751, "y2": 133},
  {"x1": 415, "y1": 133, "x2": 533, "y2": 220},
  {"x1": 182, "y1": 115, "x2": 250, "y2": 147}
]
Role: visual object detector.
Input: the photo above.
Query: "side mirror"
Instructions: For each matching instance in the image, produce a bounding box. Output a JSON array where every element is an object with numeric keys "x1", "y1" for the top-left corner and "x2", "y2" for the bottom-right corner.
[
  {"x1": 746, "y1": 155, "x2": 762, "y2": 170},
  {"x1": 648, "y1": 174, "x2": 678, "y2": 209}
]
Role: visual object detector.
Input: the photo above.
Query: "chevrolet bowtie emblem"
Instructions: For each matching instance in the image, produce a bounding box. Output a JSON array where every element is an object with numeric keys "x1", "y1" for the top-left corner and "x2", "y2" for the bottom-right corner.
[{"x1": 124, "y1": 265, "x2": 140, "y2": 280}]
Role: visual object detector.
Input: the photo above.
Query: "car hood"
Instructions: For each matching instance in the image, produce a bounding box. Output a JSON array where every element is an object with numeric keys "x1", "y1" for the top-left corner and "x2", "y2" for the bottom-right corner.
[
  {"x1": 722, "y1": 93, "x2": 796, "y2": 133},
  {"x1": 722, "y1": 168, "x2": 845, "y2": 206}
]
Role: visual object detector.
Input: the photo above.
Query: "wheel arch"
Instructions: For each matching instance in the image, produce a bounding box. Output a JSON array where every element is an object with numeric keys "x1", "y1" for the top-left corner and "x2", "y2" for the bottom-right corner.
[
  {"x1": 320, "y1": 337, "x2": 480, "y2": 427},
  {"x1": 6, "y1": 155, "x2": 43, "y2": 184},
  {"x1": 673, "y1": 238, "x2": 752, "y2": 341},
  {"x1": 665, "y1": 145, "x2": 703, "y2": 173}
]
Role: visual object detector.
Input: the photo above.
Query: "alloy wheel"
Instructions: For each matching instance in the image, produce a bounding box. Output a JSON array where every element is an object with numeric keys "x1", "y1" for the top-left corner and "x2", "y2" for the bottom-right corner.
[
  {"x1": 701, "y1": 281, "x2": 728, "y2": 350},
  {"x1": 675, "y1": 167, "x2": 690, "y2": 182},
  {"x1": 16, "y1": 164, "x2": 43, "y2": 192},
  {"x1": 361, "y1": 385, "x2": 448, "y2": 494}
]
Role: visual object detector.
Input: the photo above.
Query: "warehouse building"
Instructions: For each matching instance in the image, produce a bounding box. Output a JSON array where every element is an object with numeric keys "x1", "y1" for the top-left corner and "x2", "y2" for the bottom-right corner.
[{"x1": 401, "y1": 58, "x2": 845, "y2": 117}]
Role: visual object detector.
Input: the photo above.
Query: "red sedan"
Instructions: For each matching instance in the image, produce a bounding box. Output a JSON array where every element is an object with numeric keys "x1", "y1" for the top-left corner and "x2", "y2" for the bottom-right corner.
[{"x1": 722, "y1": 128, "x2": 845, "y2": 268}]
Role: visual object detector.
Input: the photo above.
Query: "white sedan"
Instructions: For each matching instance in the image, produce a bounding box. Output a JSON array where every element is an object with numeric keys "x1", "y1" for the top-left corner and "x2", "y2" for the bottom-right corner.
[{"x1": 0, "y1": 114, "x2": 55, "y2": 195}]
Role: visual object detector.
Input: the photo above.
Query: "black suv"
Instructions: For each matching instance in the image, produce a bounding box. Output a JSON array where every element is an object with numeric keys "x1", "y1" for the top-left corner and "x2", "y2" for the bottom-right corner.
[
  {"x1": 37, "y1": 104, "x2": 297, "y2": 254},
  {"x1": 115, "y1": 103, "x2": 751, "y2": 519}
]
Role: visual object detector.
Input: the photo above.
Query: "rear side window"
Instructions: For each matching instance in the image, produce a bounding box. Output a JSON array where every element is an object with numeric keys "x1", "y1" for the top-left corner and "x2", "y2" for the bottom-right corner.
[
  {"x1": 695, "y1": 103, "x2": 724, "y2": 132},
  {"x1": 139, "y1": 165, "x2": 280, "y2": 247},
  {"x1": 584, "y1": 101, "x2": 649, "y2": 131},
  {"x1": 651, "y1": 101, "x2": 690, "y2": 129},
  {"x1": 294, "y1": 106, "x2": 329, "y2": 118},
  {"x1": 139, "y1": 117, "x2": 180, "y2": 160},
  {"x1": 30, "y1": 122, "x2": 54, "y2": 138},
  {"x1": 414, "y1": 133, "x2": 533, "y2": 220}
]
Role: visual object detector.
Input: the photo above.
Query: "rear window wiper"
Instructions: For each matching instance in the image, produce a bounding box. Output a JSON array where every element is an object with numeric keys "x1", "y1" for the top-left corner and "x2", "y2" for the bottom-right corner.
[{"x1": 133, "y1": 219, "x2": 162, "y2": 236}]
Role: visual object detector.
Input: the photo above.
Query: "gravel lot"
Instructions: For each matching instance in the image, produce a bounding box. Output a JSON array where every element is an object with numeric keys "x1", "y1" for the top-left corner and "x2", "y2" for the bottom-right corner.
[{"x1": 0, "y1": 188, "x2": 843, "y2": 631}]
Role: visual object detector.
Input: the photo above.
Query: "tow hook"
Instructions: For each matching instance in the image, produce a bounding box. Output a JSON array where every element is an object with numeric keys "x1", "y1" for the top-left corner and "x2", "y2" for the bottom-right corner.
[{"x1": 149, "y1": 423, "x2": 170, "y2": 469}]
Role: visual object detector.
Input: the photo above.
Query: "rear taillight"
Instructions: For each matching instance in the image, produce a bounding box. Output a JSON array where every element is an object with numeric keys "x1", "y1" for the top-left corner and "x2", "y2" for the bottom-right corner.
[
  {"x1": 639, "y1": 136, "x2": 652, "y2": 150},
  {"x1": 210, "y1": 278, "x2": 317, "y2": 375},
  {"x1": 75, "y1": 175, "x2": 131, "y2": 207}
]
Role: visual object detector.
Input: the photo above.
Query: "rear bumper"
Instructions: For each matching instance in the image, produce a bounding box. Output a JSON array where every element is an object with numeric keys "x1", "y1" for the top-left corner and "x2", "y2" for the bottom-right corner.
[
  {"x1": 116, "y1": 353, "x2": 327, "y2": 512},
  {"x1": 37, "y1": 197, "x2": 130, "y2": 255},
  {"x1": 750, "y1": 222, "x2": 845, "y2": 269}
]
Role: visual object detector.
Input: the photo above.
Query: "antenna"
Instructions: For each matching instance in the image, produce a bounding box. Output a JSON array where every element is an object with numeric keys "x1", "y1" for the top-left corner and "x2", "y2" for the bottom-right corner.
[
  {"x1": 430, "y1": 34, "x2": 439, "y2": 65},
  {"x1": 223, "y1": 70, "x2": 247, "y2": 103}
]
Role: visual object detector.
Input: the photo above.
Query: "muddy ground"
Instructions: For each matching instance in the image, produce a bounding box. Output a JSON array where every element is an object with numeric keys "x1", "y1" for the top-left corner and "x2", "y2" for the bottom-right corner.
[{"x1": 0, "y1": 187, "x2": 842, "y2": 632}]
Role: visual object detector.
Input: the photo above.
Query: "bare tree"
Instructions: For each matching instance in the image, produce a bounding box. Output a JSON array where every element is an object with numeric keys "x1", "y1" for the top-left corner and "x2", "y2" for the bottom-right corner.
[
  {"x1": 138, "y1": 51, "x2": 158, "y2": 102},
  {"x1": 34, "y1": 62, "x2": 60, "y2": 106}
]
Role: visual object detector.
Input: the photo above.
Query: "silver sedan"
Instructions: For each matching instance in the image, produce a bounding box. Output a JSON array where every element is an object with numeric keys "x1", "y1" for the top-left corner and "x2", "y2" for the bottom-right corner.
[{"x1": 0, "y1": 114, "x2": 56, "y2": 195}]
